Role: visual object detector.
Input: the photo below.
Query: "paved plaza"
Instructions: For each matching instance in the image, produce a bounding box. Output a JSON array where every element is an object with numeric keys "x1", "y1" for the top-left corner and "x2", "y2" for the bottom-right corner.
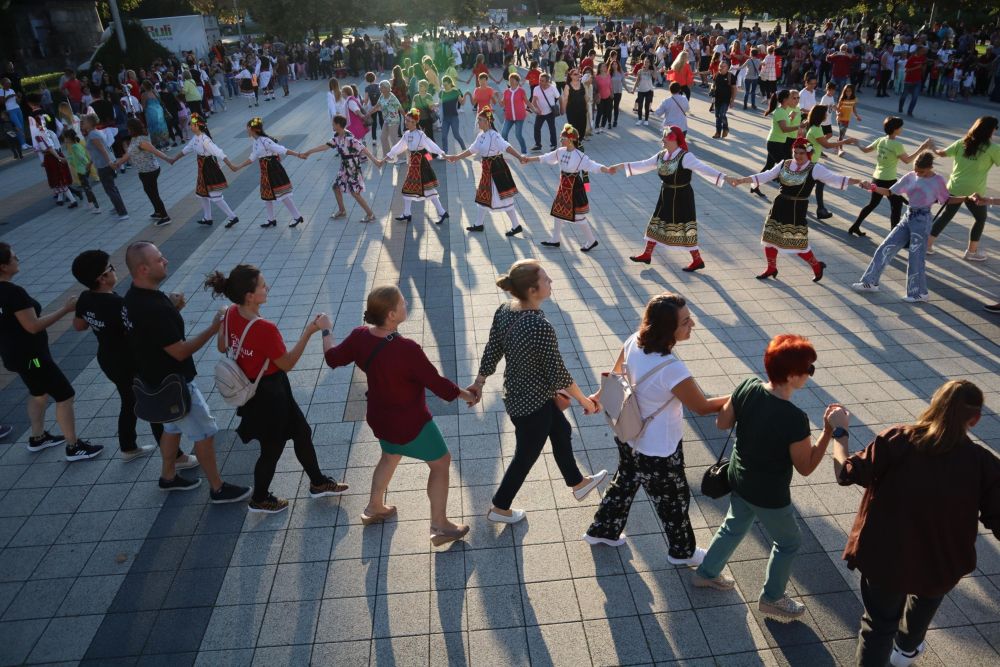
[{"x1": 0, "y1": 74, "x2": 997, "y2": 666}]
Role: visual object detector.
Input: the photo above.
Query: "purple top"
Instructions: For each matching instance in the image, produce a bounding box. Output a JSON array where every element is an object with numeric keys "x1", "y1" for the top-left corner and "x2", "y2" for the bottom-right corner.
[{"x1": 890, "y1": 171, "x2": 950, "y2": 209}]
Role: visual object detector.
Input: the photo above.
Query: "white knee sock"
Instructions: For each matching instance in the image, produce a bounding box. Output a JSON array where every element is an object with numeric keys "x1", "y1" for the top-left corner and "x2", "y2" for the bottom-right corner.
[
  {"x1": 201, "y1": 198, "x2": 213, "y2": 220},
  {"x1": 476, "y1": 206, "x2": 487, "y2": 227},
  {"x1": 402, "y1": 198, "x2": 413, "y2": 216},
  {"x1": 213, "y1": 196, "x2": 236, "y2": 219},
  {"x1": 505, "y1": 208, "x2": 521, "y2": 230},
  {"x1": 429, "y1": 195, "x2": 446, "y2": 217},
  {"x1": 265, "y1": 200, "x2": 276, "y2": 220},
  {"x1": 282, "y1": 197, "x2": 302, "y2": 219},
  {"x1": 579, "y1": 221, "x2": 597, "y2": 246},
  {"x1": 64, "y1": 189, "x2": 76, "y2": 203},
  {"x1": 549, "y1": 219, "x2": 564, "y2": 243}
]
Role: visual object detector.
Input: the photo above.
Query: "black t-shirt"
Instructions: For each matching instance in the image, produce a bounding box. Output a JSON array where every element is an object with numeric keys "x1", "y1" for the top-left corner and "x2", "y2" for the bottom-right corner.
[
  {"x1": 123, "y1": 285, "x2": 196, "y2": 384},
  {"x1": 0, "y1": 281, "x2": 48, "y2": 371},
  {"x1": 76, "y1": 290, "x2": 131, "y2": 377},
  {"x1": 712, "y1": 72, "x2": 737, "y2": 104}
]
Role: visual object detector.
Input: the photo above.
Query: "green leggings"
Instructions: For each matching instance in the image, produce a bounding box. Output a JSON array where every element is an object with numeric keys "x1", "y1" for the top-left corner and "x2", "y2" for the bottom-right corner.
[{"x1": 695, "y1": 492, "x2": 801, "y2": 603}]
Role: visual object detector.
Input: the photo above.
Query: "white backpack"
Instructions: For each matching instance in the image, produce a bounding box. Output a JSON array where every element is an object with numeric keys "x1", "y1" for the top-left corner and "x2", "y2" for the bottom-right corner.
[
  {"x1": 600, "y1": 356, "x2": 678, "y2": 443},
  {"x1": 214, "y1": 309, "x2": 269, "y2": 407}
]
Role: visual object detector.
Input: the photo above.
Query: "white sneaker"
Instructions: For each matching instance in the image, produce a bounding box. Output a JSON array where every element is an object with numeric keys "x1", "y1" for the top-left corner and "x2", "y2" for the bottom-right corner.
[
  {"x1": 963, "y1": 250, "x2": 988, "y2": 262},
  {"x1": 122, "y1": 445, "x2": 156, "y2": 463},
  {"x1": 582, "y1": 533, "x2": 625, "y2": 547},
  {"x1": 852, "y1": 282, "x2": 880, "y2": 292},
  {"x1": 487, "y1": 508, "x2": 525, "y2": 524},
  {"x1": 757, "y1": 595, "x2": 806, "y2": 622},
  {"x1": 635, "y1": 119, "x2": 642, "y2": 125},
  {"x1": 642, "y1": 120, "x2": 649, "y2": 126},
  {"x1": 175, "y1": 454, "x2": 200, "y2": 470},
  {"x1": 925, "y1": 247, "x2": 936, "y2": 256},
  {"x1": 117, "y1": 214, "x2": 130, "y2": 222},
  {"x1": 903, "y1": 294, "x2": 929, "y2": 303},
  {"x1": 573, "y1": 469, "x2": 608, "y2": 501},
  {"x1": 890, "y1": 641, "x2": 925, "y2": 667},
  {"x1": 667, "y1": 547, "x2": 707, "y2": 567},
  {"x1": 90, "y1": 208, "x2": 102, "y2": 216}
]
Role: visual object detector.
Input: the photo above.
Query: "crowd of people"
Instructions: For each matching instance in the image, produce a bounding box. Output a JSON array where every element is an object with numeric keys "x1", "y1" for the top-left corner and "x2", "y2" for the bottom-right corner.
[{"x1": 0, "y1": 14, "x2": 999, "y2": 666}]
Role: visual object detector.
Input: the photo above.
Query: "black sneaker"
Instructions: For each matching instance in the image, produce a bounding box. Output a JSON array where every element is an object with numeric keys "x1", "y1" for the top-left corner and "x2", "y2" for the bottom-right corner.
[
  {"x1": 159, "y1": 475, "x2": 202, "y2": 492},
  {"x1": 27, "y1": 431, "x2": 66, "y2": 452},
  {"x1": 210, "y1": 482, "x2": 253, "y2": 504},
  {"x1": 154, "y1": 217, "x2": 172, "y2": 227},
  {"x1": 65, "y1": 440, "x2": 104, "y2": 461},
  {"x1": 248, "y1": 493, "x2": 290, "y2": 513},
  {"x1": 0, "y1": 424, "x2": 11, "y2": 439}
]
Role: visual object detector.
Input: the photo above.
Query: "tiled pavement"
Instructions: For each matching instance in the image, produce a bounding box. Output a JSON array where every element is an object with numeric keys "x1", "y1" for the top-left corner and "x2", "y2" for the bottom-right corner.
[{"x1": 0, "y1": 67, "x2": 997, "y2": 667}]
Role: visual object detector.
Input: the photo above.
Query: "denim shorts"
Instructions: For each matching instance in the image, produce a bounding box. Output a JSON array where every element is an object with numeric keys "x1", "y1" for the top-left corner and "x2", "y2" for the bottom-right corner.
[{"x1": 163, "y1": 383, "x2": 218, "y2": 442}]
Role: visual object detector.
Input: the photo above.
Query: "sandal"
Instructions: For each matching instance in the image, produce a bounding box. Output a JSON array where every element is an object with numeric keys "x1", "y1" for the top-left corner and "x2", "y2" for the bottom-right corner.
[
  {"x1": 359, "y1": 214, "x2": 376, "y2": 223},
  {"x1": 430, "y1": 523, "x2": 470, "y2": 547},
  {"x1": 360, "y1": 505, "x2": 397, "y2": 526},
  {"x1": 330, "y1": 210, "x2": 347, "y2": 219}
]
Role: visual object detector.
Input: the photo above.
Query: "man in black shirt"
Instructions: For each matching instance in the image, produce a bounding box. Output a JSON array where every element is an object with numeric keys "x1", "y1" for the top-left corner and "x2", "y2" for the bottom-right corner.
[
  {"x1": 123, "y1": 242, "x2": 250, "y2": 504},
  {"x1": 71, "y1": 250, "x2": 195, "y2": 467},
  {"x1": 89, "y1": 87, "x2": 114, "y2": 127}
]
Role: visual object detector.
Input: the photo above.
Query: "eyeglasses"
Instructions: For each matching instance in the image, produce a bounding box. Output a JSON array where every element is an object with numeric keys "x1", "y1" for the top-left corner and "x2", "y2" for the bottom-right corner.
[
  {"x1": 101, "y1": 264, "x2": 116, "y2": 276},
  {"x1": 807, "y1": 364, "x2": 815, "y2": 376}
]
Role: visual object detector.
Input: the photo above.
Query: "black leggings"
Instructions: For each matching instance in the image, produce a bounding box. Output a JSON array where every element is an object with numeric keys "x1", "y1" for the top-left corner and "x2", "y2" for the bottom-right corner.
[
  {"x1": 611, "y1": 92, "x2": 622, "y2": 124},
  {"x1": 761, "y1": 139, "x2": 791, "y2": 174},
  {"x1": 370, "y1": 110, "x2": 383, "y2": 141},
  {"x1": 857, "y1": 576, "x2": 943, "y2": 667},
  {"x1": 636, "y1": 90, "x2": 653, "y2": 120},
  {"x1": 111, "y1": 377, "x2": 164, "y2": 452},
  {"x1": 595, "y1": 97, "x2": 612, "y2": 128},
  {"x1": 493, "y1": 399, "x2": 583, "y2": 510},
  {"x1": 930, "y1": 200, "x2": 988, "y2": 243},
  {"x1": 138, "y1": 169, "x2": 167, "y2": 217},
  {"x1": 815, "y1": 182, "x2": 826, "y2": 210},
  {"x1": 253, "y1": 401, "x2": 326, "y2": 502},
  {"x1": 853, "y1": 178, "x2": 904, "y2": 229}
]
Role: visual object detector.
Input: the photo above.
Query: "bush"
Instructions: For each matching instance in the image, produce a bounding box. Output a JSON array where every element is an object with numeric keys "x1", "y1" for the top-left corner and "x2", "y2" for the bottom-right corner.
[
  {"x1": 89, "y1": 21, "x2": 172, "y2": 79},
  {"x1": 21, "y1": 72, "x2": 63, "y2": 90}
]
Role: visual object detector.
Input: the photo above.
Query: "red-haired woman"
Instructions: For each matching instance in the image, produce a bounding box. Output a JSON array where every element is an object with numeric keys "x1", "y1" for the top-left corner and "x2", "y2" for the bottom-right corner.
[
  {"x1": 731, "y1": 138, "x2": 863, "y2": 282},
  {"x1": 692, "y1": 334, "x2": 844, "y2": 623},
  {"x1": 612, "y1": 125, "x2": 728, "y2": 272},
  {"x1": 384, "y1": 109, "x2": 449, "y2": 224},
  {"x1": 520, "y1": 124, "x2": 616, "y2": 251}
]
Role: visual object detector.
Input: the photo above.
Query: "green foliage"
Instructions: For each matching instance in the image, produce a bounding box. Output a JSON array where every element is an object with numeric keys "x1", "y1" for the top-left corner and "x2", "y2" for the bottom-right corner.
[
  {"x1": 91, "y1": 21, "x2": 171, "y2": 74},
  {"x1": 21, "y1": 72, "x2": 62, "y2": 91}
]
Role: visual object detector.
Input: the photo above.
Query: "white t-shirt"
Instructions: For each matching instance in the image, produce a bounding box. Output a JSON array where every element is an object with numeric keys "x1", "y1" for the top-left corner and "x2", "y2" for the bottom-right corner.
[
  {"x1": 799, "y1": 87, "x2": 817, "y2": 111},
  {"x1": 532, "y1": 84, "x2": 559, "y2": 114},
  {"x1": 2, "y1": 88, "x2": 18, "y2": 111},
  {"x1": 620, "y1": 333, "x2": 692, "y2": 457}
]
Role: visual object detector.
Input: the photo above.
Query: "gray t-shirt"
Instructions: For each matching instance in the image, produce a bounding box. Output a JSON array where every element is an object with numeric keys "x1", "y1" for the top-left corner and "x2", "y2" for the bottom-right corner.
[{"x1": 85, "y1": 131, "x2": 111, "y2": 169}]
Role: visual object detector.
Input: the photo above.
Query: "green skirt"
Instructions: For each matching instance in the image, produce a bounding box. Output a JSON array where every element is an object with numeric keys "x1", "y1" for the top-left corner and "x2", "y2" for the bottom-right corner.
[{"x1": 379, "y1": 420, "x2": 449, "y2": 462}]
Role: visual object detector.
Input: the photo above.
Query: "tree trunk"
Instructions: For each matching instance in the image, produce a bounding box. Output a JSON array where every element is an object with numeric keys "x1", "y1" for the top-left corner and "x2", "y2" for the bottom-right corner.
[{"x1": 738, "y1": 12, "x2": 745, "y2": 31}]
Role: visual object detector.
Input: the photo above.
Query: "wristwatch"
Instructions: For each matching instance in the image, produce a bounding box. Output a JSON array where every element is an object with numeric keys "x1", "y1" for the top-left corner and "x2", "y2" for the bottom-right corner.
[
  {"x1": 321, "y1": 329, "x2": 331, "y2": 338},
  {"x1": 832, "y1": 426, "x2": 848, "y2": 439}
]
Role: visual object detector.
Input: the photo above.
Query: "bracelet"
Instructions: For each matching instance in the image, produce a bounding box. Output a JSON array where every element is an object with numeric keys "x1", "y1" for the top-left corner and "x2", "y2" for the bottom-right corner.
[{"x1": 321, "y1": 329, "x2": 331, "y2": 338}]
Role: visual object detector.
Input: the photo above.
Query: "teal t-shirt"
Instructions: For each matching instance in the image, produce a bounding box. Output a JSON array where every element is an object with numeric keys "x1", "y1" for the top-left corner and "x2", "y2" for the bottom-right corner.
[{"x1": 727, "y1": 378, "x2": 811, "y2": 509}]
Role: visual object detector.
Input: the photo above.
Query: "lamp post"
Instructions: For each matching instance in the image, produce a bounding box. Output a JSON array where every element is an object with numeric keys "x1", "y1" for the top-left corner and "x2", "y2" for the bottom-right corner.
[{"x1": 108, "y1": 0, "x2": 127, "y2": 52}]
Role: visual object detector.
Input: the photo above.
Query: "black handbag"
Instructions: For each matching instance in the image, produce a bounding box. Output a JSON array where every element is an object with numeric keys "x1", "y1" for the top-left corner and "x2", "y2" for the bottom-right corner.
[
  {"x1": 701, "y1": 427, "x2": 735, "y2": 499},
  {"x1": 133, "y1": 373, "x2": 191, "y2": 423}
]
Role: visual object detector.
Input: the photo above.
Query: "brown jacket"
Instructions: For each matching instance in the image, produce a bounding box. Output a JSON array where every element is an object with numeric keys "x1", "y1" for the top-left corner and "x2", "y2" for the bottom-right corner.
[{"x1": 839, "y1": 426, "x2": 1000, "y2": 597}]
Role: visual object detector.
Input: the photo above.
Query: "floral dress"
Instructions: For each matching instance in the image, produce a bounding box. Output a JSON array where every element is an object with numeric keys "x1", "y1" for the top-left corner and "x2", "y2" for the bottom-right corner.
[{"x1": 328, "y1": 131, "x2": 367, "y2": 193}]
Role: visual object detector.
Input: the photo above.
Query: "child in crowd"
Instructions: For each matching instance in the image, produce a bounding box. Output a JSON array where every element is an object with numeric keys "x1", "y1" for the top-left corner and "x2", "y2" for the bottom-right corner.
[
  {"x1": 961, "y1": 70, "x2": 975, "y2": 100},
  {"x1": 819, "y1": 81, "x2": 837, "y2": 108},
  {"x1": 852, "y1": 151, "x2": 952, "y2": 303},
  {"x1": 836, "y1": 84, "x2": 861, "y2": 153},
  {"x1": 61, "y1": 128, "x2": 101, "y2": 213}
]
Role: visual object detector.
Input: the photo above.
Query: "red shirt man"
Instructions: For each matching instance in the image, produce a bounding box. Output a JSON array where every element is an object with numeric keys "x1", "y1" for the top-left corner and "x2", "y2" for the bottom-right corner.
[
  {"x1": 827, "y1": 47, "x2": 855, "y2": 80},
  {"x1": 904, "y1": 50, "x2": 927, "y2": 84}
]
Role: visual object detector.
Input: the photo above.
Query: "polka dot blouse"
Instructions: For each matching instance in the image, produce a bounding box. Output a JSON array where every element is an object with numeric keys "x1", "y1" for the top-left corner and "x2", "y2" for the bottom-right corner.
[{"x1": 478, "y1": 303, "x2": 575, "y2": 418}]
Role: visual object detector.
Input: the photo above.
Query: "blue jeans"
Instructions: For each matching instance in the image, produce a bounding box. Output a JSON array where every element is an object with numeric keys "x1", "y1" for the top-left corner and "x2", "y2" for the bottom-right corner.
[
  {"x1": 743, "y1": 79, "x2": 758, "y2": 107},
  {"x1": 860, "y1": 206, "x2": 931, "y2": 298},
  {"x1": 440, "y1": 114, "x2": 464, "y2": 153},
  {"x1": 714, "y1": 102, "x2": 730, "y2": 134},
  {"x1": 695, "y1": 493, "x2": 801, "y2": 603},
  {"x1": 899, "y1": 82, "x2": 920, "y2": 114},
  {"x1": 7, "y1": 106, "x2": 25, "y2": 146},
  {"x1": 501, "y1": 118, "x2": 527, "y2": 152}
]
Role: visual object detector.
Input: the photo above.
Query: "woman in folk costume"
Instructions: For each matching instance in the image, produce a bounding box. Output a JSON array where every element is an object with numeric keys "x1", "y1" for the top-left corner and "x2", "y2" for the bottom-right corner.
[
  {"x1": 731, "y1": 138, "x2": 863, "y2": 282},
  {"x1": 615, "y1": 125, "x2": 728, "y2": 272},
  {"x1": 32, "y1": 114, "x2": 77, "y2": 207},
  {"x1": 297, "y1": 114, "x2": 379, "y2": 222},
  {"x1": 235, "y1": 64, "x2": 258, "y2": 108},
  {"x1": 256, "y1": 53, "x2": 275, "y2": 102},
  {"x1": 521, "y1": 124, "x2": 616, "y2": 252},
  {"x1": 171, "y1": 113, "x2": 240, "y2": 227},
  {"x1": 445, "y1": 105, "x2": 526, "y2": 236},
  {"x1": 384, "y1": 108, "x2": 449, "y2": 224},
  {"x1": 229, "y1": 117, "x2": 307, "y2": 228}
]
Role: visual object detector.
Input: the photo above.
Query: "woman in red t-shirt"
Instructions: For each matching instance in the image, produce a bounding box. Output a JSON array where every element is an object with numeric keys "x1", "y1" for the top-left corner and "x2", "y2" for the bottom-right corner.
[
  {"x1": 323, "y1": 285, "x2": 476, "y2": 547},
  {"x1": 206, "y1": 264, "x2": 348, "y2": 514}
]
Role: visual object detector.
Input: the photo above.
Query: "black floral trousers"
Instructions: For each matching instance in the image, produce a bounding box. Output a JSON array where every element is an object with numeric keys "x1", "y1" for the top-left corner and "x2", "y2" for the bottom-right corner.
[{"x1": 586, "y1": 437, "x2": 695, "y2": 559}]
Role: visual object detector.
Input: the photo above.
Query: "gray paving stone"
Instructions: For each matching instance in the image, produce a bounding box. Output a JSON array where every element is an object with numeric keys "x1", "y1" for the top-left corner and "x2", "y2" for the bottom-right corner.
[
  {"x1": 628, "y1": 568, "x2": 693, "y2": 613},
  {"x1": 926, "y1": 624, "x2": 1000, "y2": 665},
  {"x1": 1, "y1": 576, "x2": 74, "y2": 620},
  {"x1": 27, "y1": 613, "x2": 104, "y2": 663},
  {"x1": 7, "y1": 513, "x2": 71, "y2": 547},
  {"x1": 949, "y1": 576, "x2": 1000, "y2": 625},
  {"x1": 695, "y1": 604, "x2": 770, "y2": 656},
  {"x1": 641, "y1": 609, "x2": 713, "y2": 661},
  {"x1": 58, "y1": 574, "x2": 126, "y2": 617},
  {"x1": 280, "y1": 526, "x2": 335, "y2": 562},
  {"x1": 163, "y1": 567, "x2": 227, "y2": 609},
  {"x1": 199, "y1": 603, "x2": 266, "y2": 651},
  {"x1": 144, "y1": 606, "x2": 215, "y2": 653},
  {"x1": 215, "y1": 564, "x2": 276, "y2": 606},
  {"x1": 256, "y1": 599, "x2": 321, "y2": 647},
  {"x1": 229, "y1": 530, "x2": 285, "y2": 566},
  {"x1": 270, "y1": 560, "x2": 329, "y2": 602},
  {"x1": 372, "y1": 634, "x2": 430, "y2": 667},
  {"x1": 465, "y1": 584, "x2": 524, "y2": 631},
  {"x1": 84, "y1": 610, "x2": 157, "y2": 659},
  {"x1": 373, "y1": 591, "x2": 431, "y2": 638},
  {"x1": 109, "y1": 570, "x2": 173, "y2": 612},
  {"x1": 252, "y1": 644, "x2": 314, "y2": 666},
  {"x1": 55, "y1": 510, "x2": 116, "y2": 545},
  {"x1": 0, "y1": 618, "x2": 48, "y2": 666},
  {"x1": 193, "y1": 648, "x2": 255, "y2": 667},
  {"x1": 80, "y1": 539, "x2": 141, "y2": 576},
  {"x1": 469, "y1": 626, "x2": 530, "y2": 665},
  {"x1": 315, "y1": 596, "x2": 374, "y2": 643},
  {"x1": 584, "y1": 616, "x2": 653, "y2": 666},
  {"x1": 526, "y1": 622, "x2": 593, "y2": 667},
  {"x1": 0, "y1": 545, "x2": 47, "y2": 582}
]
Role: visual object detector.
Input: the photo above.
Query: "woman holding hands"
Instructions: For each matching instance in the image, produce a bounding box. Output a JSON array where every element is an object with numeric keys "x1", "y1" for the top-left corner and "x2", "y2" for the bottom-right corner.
[
  {"x1": 297, "y1": 114, "x2": 379, "y2": 222},
  {"x1": 472, "y1": 259, "x2": 607, "y2": 525}
]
